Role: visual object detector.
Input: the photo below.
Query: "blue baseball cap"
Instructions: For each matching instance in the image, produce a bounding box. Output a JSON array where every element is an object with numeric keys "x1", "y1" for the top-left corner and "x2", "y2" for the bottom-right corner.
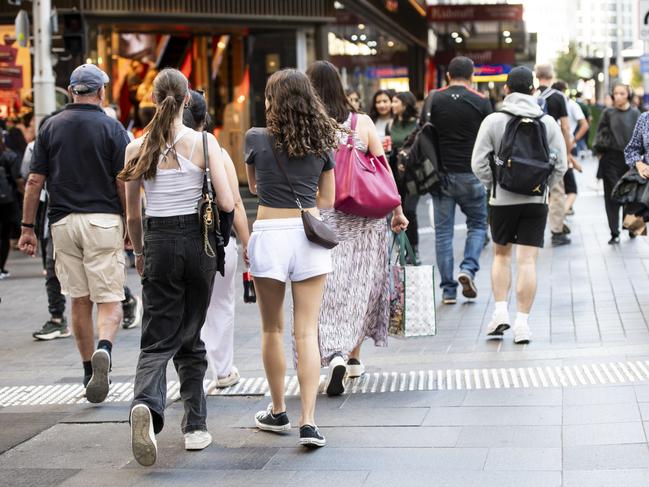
[{"x1": 69, "y1": 63, "x2": 109, "y2": 95}]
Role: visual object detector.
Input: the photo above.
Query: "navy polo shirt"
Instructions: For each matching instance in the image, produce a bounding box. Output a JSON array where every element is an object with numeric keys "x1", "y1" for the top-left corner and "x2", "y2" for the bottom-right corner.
[{"x1": 31, "y1": 103, "x2": 130, "y2": 223}]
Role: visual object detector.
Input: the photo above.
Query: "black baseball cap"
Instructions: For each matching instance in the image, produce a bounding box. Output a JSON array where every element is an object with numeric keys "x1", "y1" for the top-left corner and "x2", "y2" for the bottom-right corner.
[
  {"x1": 506, "y1": 66, "x2": 534, "y2": 94},
  {"x1": 69, "y1": 64, "x2": 109, "y2": 95}
]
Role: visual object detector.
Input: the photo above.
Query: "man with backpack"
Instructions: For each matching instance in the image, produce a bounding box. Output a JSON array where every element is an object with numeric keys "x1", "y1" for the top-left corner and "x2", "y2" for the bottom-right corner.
[
  {"x1": 535, "y1": 64, "x2": 573, "y2": 246},
  {"x1": 472, "y1": 66, "x2": 567, "y2": 344},
  {"x1": 422, "y1": 56, "x2": 492, "y2": 305}
]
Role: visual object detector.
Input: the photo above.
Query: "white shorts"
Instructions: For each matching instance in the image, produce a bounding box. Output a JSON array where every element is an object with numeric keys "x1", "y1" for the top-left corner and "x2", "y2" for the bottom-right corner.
[{"x1": 249, "y1": 218, "x2": 332, "y2": 282}]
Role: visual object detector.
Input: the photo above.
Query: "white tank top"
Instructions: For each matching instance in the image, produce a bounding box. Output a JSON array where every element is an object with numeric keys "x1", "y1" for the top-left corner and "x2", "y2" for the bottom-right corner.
[{"x1": 143, "y1": 127, "x2": 204, "y2": 217}]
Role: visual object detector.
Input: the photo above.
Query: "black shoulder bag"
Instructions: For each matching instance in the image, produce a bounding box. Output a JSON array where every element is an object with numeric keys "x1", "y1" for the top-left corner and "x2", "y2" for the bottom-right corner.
[
  {"x1": 198, "y1": 131, "x2": 235, "y2": 275},
  {"x1": 269, "y1": 144, "x2": 339, "y2": 250}
]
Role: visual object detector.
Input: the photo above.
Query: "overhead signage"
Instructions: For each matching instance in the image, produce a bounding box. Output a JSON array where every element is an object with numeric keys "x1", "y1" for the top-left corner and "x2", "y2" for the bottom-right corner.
[
  {"x1": 641, "y1": 0, "x2": 649, "y2": 40},
  {"x1": 428, "y1": 4, "x2": 523, "y2": 23},
  {"x1": 474, "y1": 64, "x2": 512, "y2": 77}
]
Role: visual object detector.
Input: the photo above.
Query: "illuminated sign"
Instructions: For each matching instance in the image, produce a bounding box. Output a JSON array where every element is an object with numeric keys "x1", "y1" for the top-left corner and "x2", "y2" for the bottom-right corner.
[{"x1": 474, "y1": 64, "x2": 511, "y2": 77}]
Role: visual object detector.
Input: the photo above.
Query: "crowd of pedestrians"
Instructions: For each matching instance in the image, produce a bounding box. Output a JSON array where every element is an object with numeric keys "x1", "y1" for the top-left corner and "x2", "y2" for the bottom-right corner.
[{"x1": 3, "y1": 53, "x2": 648, "y2": 466}]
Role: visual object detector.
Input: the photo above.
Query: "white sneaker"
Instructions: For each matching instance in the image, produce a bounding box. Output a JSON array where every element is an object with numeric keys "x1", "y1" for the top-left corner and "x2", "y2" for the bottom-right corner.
[
  {"x1": 184, "y1": 430, "x2": 212, "y2": 450},
  {"x1": 130, "y1": 404, "x2": 157, "y2": 466},
  {"x1": 513, "y1": 323, "x2": 531, "y2": 344},
  {"x1": 216, "y1": 366, "x2": 240, "y2": 388},
  {"x1": 346, "y1": 358, "x2": 365, "y2": 378},
  {"x1": 85, "y1": 349, "x2": 111, "y2": 404},
  {"x1": 486, "y1": 312, "x2": 510, "y2": 337},
  {"x1": 324, "y1": 355, "x2": 346, "y2": 396}
]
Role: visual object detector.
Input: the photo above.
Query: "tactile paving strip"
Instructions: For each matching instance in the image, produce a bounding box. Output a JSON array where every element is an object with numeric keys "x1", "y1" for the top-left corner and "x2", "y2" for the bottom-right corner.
[{"x1": 2, "y1": 360, "x2": 649, "y2": 407}]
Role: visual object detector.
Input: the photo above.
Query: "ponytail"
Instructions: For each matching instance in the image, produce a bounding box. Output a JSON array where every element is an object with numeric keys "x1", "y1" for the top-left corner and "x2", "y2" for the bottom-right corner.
[{"x1": 119, "y1": 69, "x2": 189, "y2": 181}]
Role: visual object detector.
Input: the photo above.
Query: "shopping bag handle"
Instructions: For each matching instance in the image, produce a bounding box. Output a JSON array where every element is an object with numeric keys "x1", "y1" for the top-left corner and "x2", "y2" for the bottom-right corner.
[{"x1": 390, "y1": 232, "x2": 418, "y2": 266}]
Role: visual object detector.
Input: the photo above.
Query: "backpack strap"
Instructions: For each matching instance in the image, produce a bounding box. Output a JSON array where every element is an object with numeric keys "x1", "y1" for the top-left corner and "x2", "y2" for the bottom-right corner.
[{"x1": 418, "y1": 90, "x2": 436, "y2": 127}]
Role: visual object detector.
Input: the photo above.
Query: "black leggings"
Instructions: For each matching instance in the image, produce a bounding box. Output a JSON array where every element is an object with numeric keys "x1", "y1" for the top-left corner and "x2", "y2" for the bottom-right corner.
[{"x1": 0, "y1": 202, "x2": 15, "y2": 270}]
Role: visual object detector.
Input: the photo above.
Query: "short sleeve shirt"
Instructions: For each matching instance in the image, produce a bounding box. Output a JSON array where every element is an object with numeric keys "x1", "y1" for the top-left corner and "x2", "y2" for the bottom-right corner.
[
  {"x1": 245, "y1": 127, "x2": 334, "y2": 209},
  {"x1": 567, "y1": 99, "x2": 585, "y2": 135},
  {"x1": 539, "y1": 86, "x2": 568, "y2": 122},
  {"x1": 31, "y1": 103, "x2": 130, "y2": 223}
]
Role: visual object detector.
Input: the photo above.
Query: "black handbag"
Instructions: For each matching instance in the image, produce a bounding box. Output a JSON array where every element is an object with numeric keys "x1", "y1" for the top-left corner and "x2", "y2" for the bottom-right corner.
[
  {"x1": 198, "y1": 131, "x2": 235, "y2": 275},
  {"x1": 270, "y1": 143, "x2": 339, "y2": 250}
]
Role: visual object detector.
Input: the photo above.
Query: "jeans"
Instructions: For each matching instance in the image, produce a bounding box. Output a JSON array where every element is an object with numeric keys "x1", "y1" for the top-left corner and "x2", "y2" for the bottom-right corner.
[
  {"x1": 131, "y1": 214, "x2": 217, "y2": 434},
  {"x1": 44, "y1": 237, "x2": 66, "y2": 319},
  {"x1": 431, "y1": 172, "x2": 488, "y2": 298}
]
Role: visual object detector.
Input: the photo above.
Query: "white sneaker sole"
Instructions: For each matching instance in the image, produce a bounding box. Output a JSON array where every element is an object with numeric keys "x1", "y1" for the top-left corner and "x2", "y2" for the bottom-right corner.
[
  {"x1": 325, "y1": 358, "x2": 346, "y2": 396},
  {"x1": 254, "y1": 417, "x2": 291, "y2": 432},
  {"x1": 131, "y1": 405, "x2": 157, "y2": 466},
  {"x1": 85, "y1": 349, "x2": 110, "y2": 404},
  {"x1": 299, "y1": 436, "x2": 326, "y2": 447},
  {"x1": 33, "y1": 329, "x2": 71, "y2": 341},
  {"x1": 346, "y1": 364, "x2": 365, "y2": 378}
]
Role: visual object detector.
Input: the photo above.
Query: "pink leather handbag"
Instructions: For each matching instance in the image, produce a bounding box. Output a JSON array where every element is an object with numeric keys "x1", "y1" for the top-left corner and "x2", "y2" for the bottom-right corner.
[{"x1": 334, "y1": 112, "x2": 401, "y2": 218}]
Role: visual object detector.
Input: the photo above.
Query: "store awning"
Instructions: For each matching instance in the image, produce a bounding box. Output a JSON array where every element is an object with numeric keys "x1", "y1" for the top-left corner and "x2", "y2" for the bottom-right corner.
[{"x1": 340, "y1": 0, "x2": 428, "y2": 50}]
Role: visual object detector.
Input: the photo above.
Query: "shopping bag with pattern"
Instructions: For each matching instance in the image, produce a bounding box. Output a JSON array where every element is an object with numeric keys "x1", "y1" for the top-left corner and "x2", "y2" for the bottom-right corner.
[{"x1": 388, "y1": 232, "x2": 436, "y2": 337}]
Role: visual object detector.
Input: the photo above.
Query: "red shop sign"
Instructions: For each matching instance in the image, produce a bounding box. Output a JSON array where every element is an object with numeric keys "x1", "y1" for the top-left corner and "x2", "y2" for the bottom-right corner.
[{"x1": 428, "y1": 4, "x2": 523, "y2": 23}]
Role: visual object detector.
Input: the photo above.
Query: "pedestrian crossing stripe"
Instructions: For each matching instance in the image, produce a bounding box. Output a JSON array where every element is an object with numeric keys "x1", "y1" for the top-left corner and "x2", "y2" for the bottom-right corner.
[{"x1": 2, "y1": 360, "x2": 649, "y2": 407}]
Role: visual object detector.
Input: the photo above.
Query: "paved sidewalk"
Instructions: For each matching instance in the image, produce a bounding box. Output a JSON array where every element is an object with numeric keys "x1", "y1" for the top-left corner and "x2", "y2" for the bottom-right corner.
[{"x1": 2, "y1": 157, "x2": 649, "y2": 486}]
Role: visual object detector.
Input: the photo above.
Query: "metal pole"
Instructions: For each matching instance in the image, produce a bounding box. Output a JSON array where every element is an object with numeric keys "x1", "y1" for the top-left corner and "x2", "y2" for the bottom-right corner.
[
  {"x1": 615, "y1": 0, "x2": 623, "y2": 81},
  {"x1": 32, "y1": 0, "x2": 56, "y2": 127}
]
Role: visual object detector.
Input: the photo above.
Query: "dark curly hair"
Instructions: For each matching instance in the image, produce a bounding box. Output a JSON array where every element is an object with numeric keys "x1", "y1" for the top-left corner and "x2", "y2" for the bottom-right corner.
[{"x1": 265, "y1": 68, "x2": 339, "y2": 158}]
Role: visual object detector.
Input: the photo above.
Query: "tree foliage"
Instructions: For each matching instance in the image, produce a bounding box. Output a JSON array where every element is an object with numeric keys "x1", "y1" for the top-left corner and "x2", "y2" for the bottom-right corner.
[{"x1": 554, "y1": 43, "x2": 580, "y2": 85}]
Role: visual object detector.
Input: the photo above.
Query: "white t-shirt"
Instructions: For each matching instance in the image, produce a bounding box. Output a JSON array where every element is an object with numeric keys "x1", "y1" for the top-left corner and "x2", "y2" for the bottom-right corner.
[{"x1": 567, "y1": 98, "x2": 585, "y2": 136}]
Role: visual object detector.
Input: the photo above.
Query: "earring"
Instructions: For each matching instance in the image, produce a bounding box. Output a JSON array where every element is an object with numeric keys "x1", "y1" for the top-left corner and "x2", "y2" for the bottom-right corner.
[{"x1": 184, "y1": 103, "x2": 189, "y2": 108}]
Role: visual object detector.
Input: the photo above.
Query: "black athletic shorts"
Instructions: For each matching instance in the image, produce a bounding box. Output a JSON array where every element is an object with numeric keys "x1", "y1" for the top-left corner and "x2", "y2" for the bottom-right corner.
[
  {"x1": 490, "y1": 204, "x2": 548, "y2": 248},
  {"x1": 563, "y1": 168, "x2": 577, "y2": 195}
]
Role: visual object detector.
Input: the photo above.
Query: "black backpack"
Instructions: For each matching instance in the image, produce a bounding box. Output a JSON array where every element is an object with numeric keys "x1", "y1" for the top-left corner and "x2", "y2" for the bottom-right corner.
[
  {"x1": 396, "y1": 91, "x2": 444, "y2": 195},
  {"x1": 491, "y1": 111, "x2": 554, "y2": 197}
]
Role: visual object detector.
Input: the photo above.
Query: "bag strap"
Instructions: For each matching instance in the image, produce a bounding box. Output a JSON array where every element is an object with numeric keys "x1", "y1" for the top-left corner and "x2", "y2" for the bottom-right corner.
[
  {"x1": 418, "y1": 90, "x2": 436, "y2": 127},
  {"x1": 202, "y1": 131, "x2": 222, "y2": 218},
  {"x1": 269, "y1": 136, "x2": 304, "y2": 211},
  {"x1": 389, "y1": 232, "x2": 417, "y2": 266}
]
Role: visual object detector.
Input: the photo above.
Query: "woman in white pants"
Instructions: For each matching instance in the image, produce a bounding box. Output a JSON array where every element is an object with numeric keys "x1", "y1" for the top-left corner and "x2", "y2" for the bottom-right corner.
[{"x1": 183, "y1": 90, "x2": 250, "y2": 389}]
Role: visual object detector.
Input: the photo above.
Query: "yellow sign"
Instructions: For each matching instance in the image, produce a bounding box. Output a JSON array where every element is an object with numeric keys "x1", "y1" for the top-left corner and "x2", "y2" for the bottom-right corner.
[
  {"x1": 609, "y1": 64, "x2": 619, "y2": 77},
  {"x1": 474, "y1": 74, "x2": 508, "y2": 83}
]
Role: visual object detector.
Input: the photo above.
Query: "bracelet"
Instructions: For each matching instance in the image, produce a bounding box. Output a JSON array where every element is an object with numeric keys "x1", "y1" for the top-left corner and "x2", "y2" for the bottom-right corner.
[
  {"x1": 20, "y1": 222, "x2": 35, "y2": 228},
  {"x1": 133, "y1": 250, "x2": 144, "y2": 257}
]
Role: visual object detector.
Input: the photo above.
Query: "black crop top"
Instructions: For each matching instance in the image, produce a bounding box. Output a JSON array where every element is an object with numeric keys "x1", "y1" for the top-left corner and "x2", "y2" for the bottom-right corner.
[{"x1": 244, "y1": 127, "x2": 335, "y2": 209}]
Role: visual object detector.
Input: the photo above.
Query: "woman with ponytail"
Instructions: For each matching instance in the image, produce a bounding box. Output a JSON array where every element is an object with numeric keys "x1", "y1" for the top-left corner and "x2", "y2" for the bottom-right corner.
[{"x1": 119, "y1": 68, "x2": 234, "y2": 466}]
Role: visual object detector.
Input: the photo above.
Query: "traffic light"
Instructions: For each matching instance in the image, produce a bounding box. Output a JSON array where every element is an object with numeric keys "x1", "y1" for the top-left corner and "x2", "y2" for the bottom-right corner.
[{"x1": 62, "y1": 12, "x2": 85, "y2": 57}]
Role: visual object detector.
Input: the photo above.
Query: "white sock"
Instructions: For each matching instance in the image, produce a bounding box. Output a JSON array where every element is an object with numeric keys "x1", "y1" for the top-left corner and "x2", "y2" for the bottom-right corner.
[
  {"x1": 494, "y1": 301, "x2": 508, "y2": 316},
  {"x1": 515, "y1": 312, "x2": 529, "y2": 327}
]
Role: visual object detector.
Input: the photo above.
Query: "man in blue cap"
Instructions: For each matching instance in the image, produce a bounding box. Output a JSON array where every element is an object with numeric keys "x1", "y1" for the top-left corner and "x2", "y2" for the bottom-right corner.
[{"x1": 19, "y1": 64, "x2": 131, "y2": 403}]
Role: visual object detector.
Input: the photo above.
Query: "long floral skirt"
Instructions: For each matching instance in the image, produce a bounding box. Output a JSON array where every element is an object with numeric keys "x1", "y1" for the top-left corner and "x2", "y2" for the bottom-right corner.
[{"x1": 317, "y1": 209, "x2": 390, "y2": 367}]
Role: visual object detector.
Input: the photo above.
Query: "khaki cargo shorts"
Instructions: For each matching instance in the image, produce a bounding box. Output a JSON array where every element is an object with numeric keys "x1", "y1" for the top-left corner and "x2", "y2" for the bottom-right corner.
[{"x1": 51, "y1": 213, "x2": 126, "y2": 303}]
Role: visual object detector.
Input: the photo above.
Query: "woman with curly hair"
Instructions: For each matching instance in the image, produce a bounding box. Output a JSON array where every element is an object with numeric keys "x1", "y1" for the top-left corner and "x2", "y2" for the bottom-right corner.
[
  {"x1": 245, "y1": 68, "x2": 338, "y2": 447},
  {"x1": 306, "y1": 60, "x2": 408, "y2": 397}
]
